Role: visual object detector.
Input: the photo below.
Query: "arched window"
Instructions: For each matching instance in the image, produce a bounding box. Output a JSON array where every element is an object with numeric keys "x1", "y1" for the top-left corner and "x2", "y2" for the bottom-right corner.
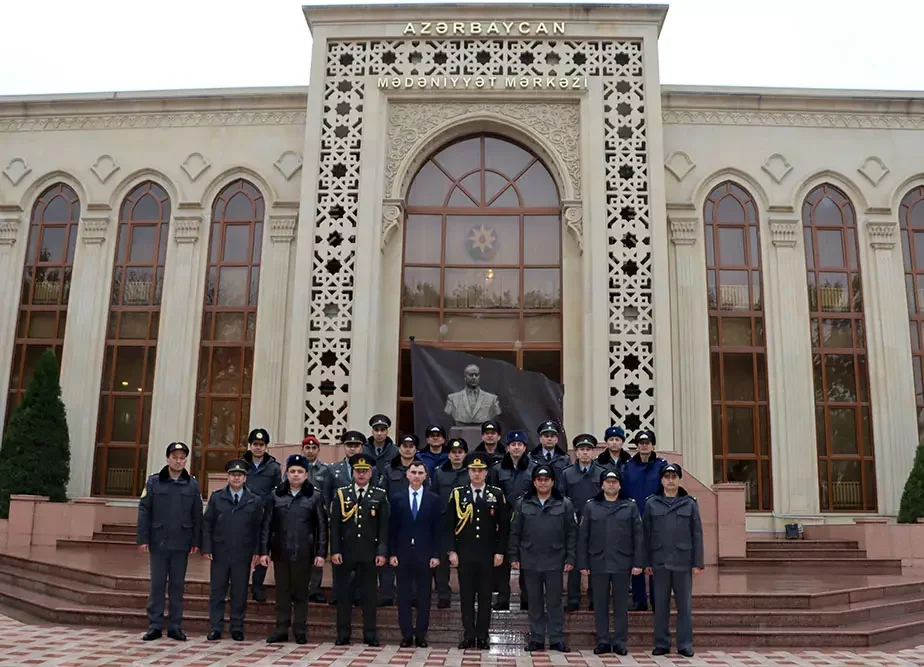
[
  {"x1": 192, "y1": 179, "x2": 263, "y2": 483},
  {"x1": 704, "y1": 182, "x2": 771, "y2": 510},
  {"x1": 93, "y1": 182, "x2": 170, "y2": 496},
  {"x1": 803, "y1": 184, "x2": 875, "y2": 511},
  {"x1": 900, "y1": 187, "x2": 924, "y2": 441},
  {"x1": 397, "y1": 134, "x2": 562, "y2": 434},
  {"x1": 5, "y1": 183, "x2": 80, "y2": 425}
]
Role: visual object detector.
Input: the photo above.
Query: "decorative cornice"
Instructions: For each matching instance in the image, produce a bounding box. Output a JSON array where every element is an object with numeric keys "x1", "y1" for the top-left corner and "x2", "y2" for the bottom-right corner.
[
  {"x1": 173, "y1": 203, "x2": 203, "y2": 244},
  {"x1": 269, "y1": 214, "x2": 298, "y2": 243},
  {"x1": 0, "y1": 205, "x2": 24, "y2": 246},
  {"x1": 561, "y1": 201, "x2": 584, "y2": 253},
  {"x1": 0, "y1": 110, "x2": 307, "y2": 133},
  {"x1": 663, "y1": 108, "x2": 924, "y2": 130},
  {"x1": 80, "y1": 216, "x2": 111, "y2": 245},
  {"x1": 668, "y1": 218, "x2": 697, "y2": 245},
  {"x1": 381, "y1": 199, "x2": 404, "y2": 252},
  {"x1": 769, "y1": 216, "x2": 800, "y2": 248},
  {"x1": 866, "y1": 218, "x2": 898, "y2": 250}
]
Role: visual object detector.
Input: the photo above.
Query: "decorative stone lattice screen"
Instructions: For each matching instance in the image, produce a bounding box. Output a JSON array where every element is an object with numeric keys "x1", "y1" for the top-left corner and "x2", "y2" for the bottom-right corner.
[{"x1": 305, "y1": 37, "x2": 654, "y2": 442}]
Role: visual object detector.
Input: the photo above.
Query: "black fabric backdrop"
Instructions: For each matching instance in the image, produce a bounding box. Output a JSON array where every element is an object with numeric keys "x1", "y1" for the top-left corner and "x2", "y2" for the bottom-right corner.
[{"x1": 409, "y1": 342, "x2": 564, "y2": 449}]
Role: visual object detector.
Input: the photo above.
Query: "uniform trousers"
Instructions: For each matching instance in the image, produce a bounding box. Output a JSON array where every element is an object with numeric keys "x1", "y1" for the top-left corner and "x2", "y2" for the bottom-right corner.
[
  {"x1": 208, "y1": 557, "x2": 251, "y2": 633},
  {"x1": 590, "y1": 572, "x2": 631, "y2": 648},
  {"x1": 378, "y1": 563, "x2": 395, "y2": 601},
  {"x1": 631, "y1": 571, "x2": 655, "y2": 608},
  {"x1": 252, "y1": 562, "x2": 268, "y2": 595},
  {"x1": 522, "y1": 570, "x2": 565, "y2": 646},
  {"x1": 566, "y1": 568, "x2": 592, "y2": 607},
  {"x1": 273, "y1": 559, "x2": 314, "y2": 634},
  {"x1": 309, "y1": 566, "x2": 323, "y2": 597},
  {"x1": 458, "y1": 559, "x2": 493, "y2": 641},
  {"x1": 147, "y1": 549, "x2": 189, "y2": 631},
  {"x1": 396, "y1": 547, "x2": 433, "y2": 638},
  {"x1": 435, "y1": 559, "x2": 452, "y2": 603},
  {"x1": 652, "y1": 568, "x2": 694, "y2": 651},
  {"x1": 335, "y1": 560, "x2": 378, "y2": 640}
]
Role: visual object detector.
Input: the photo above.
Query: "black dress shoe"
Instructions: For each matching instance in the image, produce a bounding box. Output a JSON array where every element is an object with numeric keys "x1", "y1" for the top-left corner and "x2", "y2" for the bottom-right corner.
[
  {"x1": 652, "y1": 647, "x2": 669, "y2": 655},
  {"x1": 295, "y1": 633, "x2": 307, "y2": 645},
  {"x1": 565, "y1": 602, "x2": 579, "y2": 612},
  {"x1": 458, "y1": 638, "x2": 475, "y2": 649},
  {"x1": 207, "y1": 630, "x2": 221, "y2": 641},
  {"x1": 334, "y1": 637, "x2": 351, "y2": 646},
  {"x1": 415, "y1": 637, "x2": 428, "y2": 648},
  {"x1": 437, "y1": 599, "x2": 451, "y2": 609},
  {"x1": 549, "y1": 642, "x2": 570, "y2": 652},
  {"x1": 587, "y1": 601, "x2": 594, "y2": 611},
  {"x1": 475, "y1": 638, "x2": 490, "y2": 650},
  {"x1": 365, "y1": 638, "x2": 380, "y2": 647},
  {"x1": 253, "y1": 590, "x2": 267, "y2": 603},
  {"x1": 231, "y1": 631, "x2": 244, "y2": 641},
  {"x1": 614, "y1": 646, "x2": 628, "y2": 655},
  {"x1": 142, "y1": 629, "x2": 162, "y2": 641},
  {"x1": 519, "y1": 602, "x2": 529, "y2": 612},
  {"x1": 630, "y1": 602, "x2": 649, "y2": 612},
  {"x1": 678, "y1": 648, "x2": 695, "y2": 657},
  {"x1": 593, "y1": 642, "x2": 611, "y2": 654},
  {"x1": 352, "y1": 599, "x2": 362, "y2": 607},
  {"x1": 525, "y1": 641, "x2": 544, "y2": 652},
  {"x1": 377, "y1": 599, "x2": 393, "y2": 607},
  {"x1": 266, "y1": 630, "x2": 289, "y2": 643},
  {"x1": 399, "y1": 637, "x2": 414, "y2": 648},
  {"x1": 167, "y1": 629, "x2": 186, "y2": 641},
  {"x1": 492, "y1": 600, "x2": 509, "y2": 611},
  {"x1": 309, "y1": 593, "x2": 327, "y2": 604}
]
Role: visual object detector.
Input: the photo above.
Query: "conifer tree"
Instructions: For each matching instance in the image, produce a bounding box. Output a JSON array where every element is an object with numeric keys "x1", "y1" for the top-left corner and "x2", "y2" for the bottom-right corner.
[{"x1": 898, "y1": 439, "x2": 924, "y2": 524}]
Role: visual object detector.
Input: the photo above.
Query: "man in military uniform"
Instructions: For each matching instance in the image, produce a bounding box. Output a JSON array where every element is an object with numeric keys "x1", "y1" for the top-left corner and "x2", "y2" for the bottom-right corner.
[
  {"x1": 330, "y1": 452, "x2": 390, "y2": 646},
  {"x1": 202, "y1": 458, "x2": 263, "y2": 641},
  {"x1": 137, "y1": 441, "x2": 202, "y2": 641},
  {"x1": 417, "y1": 425, "x2": 448, "y2": 476},
  {"x1": 643, "y1": 463, "x2": 704, "y2": 658},
  {"x1": 301, "y1": 435, "x2": 330, "y2": 603},
  {"x1": 487, "y1": 429, "x2": 534, "y2": 611},
  {"x1": 529, "y1": 420, "x2": 571, "y2": 477},
  {"x1": 577, "y1": 469, "x2": 644, "y2": 656},
  {"x1": 559, "y1": 433, "x2": 604, "y2": 612},
  {"x1": 241, "y1": 427, "x2": 281, "y2": 603},
  {"x1": 597, "y1": 426, "x2": 631, "y2": 476},
  {"x1": 509, "y1": 464, "x2": 577, "y2": 653},
  {"x1": 323, "y1": 430, "x2": 367, "y2": 608},
  {"x1": 364, "y1": 413, "x2": 397, "y2": 474},
  {"x1": 431, "y1": 437, "x2": 469, "y2": 608},
  {"x1": 473, "y1": 420, "x2": 506, "y2": 468},
  {"x1": 445, "y1": 452, "x2": 508, "y2": 650}
]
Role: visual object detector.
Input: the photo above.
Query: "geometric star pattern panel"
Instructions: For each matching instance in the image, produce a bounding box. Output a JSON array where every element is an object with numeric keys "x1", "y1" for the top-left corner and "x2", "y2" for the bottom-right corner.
[{"x1": 307, "y1": 37, "x2": 653, "y2": 442}]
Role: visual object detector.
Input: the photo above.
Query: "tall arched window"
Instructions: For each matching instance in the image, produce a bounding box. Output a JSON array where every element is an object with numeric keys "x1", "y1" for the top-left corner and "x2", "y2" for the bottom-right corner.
[
  {"x1": 193, "y1": 179, "x2": 263, "y2": 482},
  {"x1": 704, "y1": 182, "x2": 771, "y2": 510},
  {"x1": 803, "y1": 184, "x2": 875, "y2": 511},
  {"x1": 397, "y1": 134, "x2": 562, "y2": 434},
  {"x1": 93, "y1": 182, "x2": 170, "y2": 496},
  {"x1": 900, "y1": 187, "x2": 924, "y2": 441},
  {"x1": 5, "y1": 183, "x2": 80, "y2": 425}
]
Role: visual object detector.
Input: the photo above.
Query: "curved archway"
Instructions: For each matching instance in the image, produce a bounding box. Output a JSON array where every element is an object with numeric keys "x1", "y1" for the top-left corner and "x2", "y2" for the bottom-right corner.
[
  {"x1": 396, "y1": 134, "x2": 562, "y2": 434},
  {"x1": 899, "y1": 186, "x2": 924, "y2": 441}
]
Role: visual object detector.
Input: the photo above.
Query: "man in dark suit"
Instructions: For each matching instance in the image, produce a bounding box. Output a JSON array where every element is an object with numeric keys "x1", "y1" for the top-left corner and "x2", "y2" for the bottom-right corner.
[{"x1": 388, "y1": 460, "x2": 441, "y2": 647}]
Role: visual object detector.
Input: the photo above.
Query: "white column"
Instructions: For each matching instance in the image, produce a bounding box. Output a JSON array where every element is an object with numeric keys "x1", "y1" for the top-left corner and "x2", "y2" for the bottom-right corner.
[
  {"x1": 249, "y1": 205, "x2": 297, "y2": 440},
  {"x1": 0, "y1": 205, "x2": 26, "y2": 443},
  {"x1": 146, "y1": 204, "x2": 208, "y2": 476},
  {"x1": 764, "y1": 215, "x2": 819, "y2": 516},
  {"x1": 666, "y1": 205, "x2": 712, "y2": 482},
  {"x1": 60, "y1": 205, "x2": 116, "y2": 497},
  {"x1": 862, "y1": 215, "x2": 919, "y2": 515}
]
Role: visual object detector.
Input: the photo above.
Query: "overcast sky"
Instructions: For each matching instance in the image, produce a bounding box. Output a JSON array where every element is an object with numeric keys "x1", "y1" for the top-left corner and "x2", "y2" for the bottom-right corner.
[{"x1": 1, "y1": 0, "x2": 921, "y2": 96}]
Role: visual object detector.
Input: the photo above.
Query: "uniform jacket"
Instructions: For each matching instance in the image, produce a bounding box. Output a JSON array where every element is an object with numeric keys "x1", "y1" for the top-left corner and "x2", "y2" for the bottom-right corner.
[
  {"x1": 417, "y1": 448, "x2": 448, "y2": 477},
  {"x1": 529, "y1": 444, "x2": 571, "y2": 478},
  {"x1": 508, "y1": 488, "x2": 577, "y2": 571},
  {"x1": 558, "y1": 461, "x2": 605, "y2": 510},
  {"x1": 388, "y1": 488, "x2": 442, "y2": 563},
  {"x1": 643, "y1": 488, "x2": 705, "y2": 571},
  {"x1": 324, "y1": 458, "x2": 353, "y2": 506},
  {"x1": 381, "y1": 455, "x2": 415, "y2": 497},
  {"x1": 474, "y1": 441, "x2": 506, "y2": 468},
  {"x1": 305, "y1": 459, "x2": 330, "y2": 497},
  {"x1": 260, "y1": 480, "x2": 329, "y2": 562},
  {"x1": 488, "y1": 453, "x2": 534, "y2": 505},
  {"x1": 443, "y1": 484, "x2": 509, "y2": 563},
  {"x1": 577, "y1": 492, "x2": 644, "y2": 573},
  {"x1": 202, "y1": 486, "x2": 263, "y2": 559},
  {"x1": 596, "y1": 448, "x2": 631, "y2": 477},
  {"x1": 431, "y1": 462, "x2": 470, "y2": 508},
  {"x1": 622, "y1": 453, "x2": 667, "y2": 515},
  {"x1": 364, "y1": 436, "x2": 398, "y2": 477},
  {"x1": 241, "y1": 451, "x2": 282, "y2": 498},
  {"x1": 137, "y1": 467, "x2": 203, "y2": 552},
  {"x1": 330, "y1": 484, "x2": 390, "y2": 562}
]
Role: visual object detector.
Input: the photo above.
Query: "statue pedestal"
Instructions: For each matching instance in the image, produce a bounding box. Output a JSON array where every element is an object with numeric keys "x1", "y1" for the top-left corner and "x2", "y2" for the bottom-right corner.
[{"x1": 448, "y1": 425, "x2": 482, "y2": 448}]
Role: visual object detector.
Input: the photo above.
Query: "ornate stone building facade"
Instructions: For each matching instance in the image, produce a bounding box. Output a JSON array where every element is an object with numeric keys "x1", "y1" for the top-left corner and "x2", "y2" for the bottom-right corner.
[{"x1": 0, "y1": 4, "x2": 920, "y2": 529}]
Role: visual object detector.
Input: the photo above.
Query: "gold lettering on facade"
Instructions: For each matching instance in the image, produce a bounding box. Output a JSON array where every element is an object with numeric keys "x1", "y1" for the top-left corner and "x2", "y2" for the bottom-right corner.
[
  {"x1": 402, "y1": 21, "x2": 565, "y2": 36},
  {"x1": 377, "y1": 75, "x2": 588, "y2": 90}
]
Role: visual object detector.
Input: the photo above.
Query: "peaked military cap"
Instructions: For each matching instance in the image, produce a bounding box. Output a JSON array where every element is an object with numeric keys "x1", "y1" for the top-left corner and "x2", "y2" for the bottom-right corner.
[
  {"x1": 572, "y1": 433, "x2": 597, "y2": 449},
  {"x1": 349, "y1": 452, "x2": 376, "y2": 471},
  {"x1": 537, "y1": 420, "x2": 560, "y2": 435},
  {"x1": 532, "y1": 464, "x2": 555, "y2": 480},
  {"x1": 302, "y1": 434, "x2": 320, "y2": 447},
  {"x1": 604, "y1": 425, "x2": 626, "y2": 441},
  {"x1": 447, "y1": 437, "x2": 468, "y2": 452},
  {"x1": 506, "y1": 430, "x2": 528, "y2": 444},
  {"x1": 400, "y1": 433, "x2": 420, "y2": 447},
  {"x1": 661, "y1": 463, "x2": 682, "y2": 478},
  {"x1": 225, "y1": 458, "x2": 248, "y2": 474},
  {"x1": 286, "y1": 453, "x2": 310, "y2": 471},
  {"x1": 426, "y1": 424, "x2": 447, "y2": 438},
  {"x1": 481, "y1": 419, "x2": 500, "y2": 433},
  {"x1": 600, "y1": 469, "x2": 622, "y2": 483},
  {"x1": 342, "y1": 430, "x2": 366, "y2": 446},
  {"x1": 166, "y1": 441, "x2": 189, "y2": 457},
  {"x1": 369, "y1": 414, "x2": 392, "y2": 429},
  {"x1": 464, "y1": 452, "x2": 489, "y2": 469},
  {"x1": 248, "y1": 428, "x2": 270, "y2": 444}
]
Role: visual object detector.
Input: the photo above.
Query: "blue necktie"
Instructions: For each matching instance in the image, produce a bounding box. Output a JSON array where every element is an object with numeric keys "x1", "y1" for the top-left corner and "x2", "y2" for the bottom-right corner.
[{"x1": 412, "y1": 491, "x2": 419, "y2": 519}]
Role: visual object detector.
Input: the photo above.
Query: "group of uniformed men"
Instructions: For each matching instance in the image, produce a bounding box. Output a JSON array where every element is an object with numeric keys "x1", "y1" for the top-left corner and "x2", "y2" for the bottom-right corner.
[{"x1": 136, "y1": 415, "x2": 704, "y2": 657}]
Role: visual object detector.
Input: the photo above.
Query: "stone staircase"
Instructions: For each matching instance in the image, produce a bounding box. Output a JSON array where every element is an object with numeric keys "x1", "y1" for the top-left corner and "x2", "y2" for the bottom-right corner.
[{"x1": 719, "y1": 539, "x2": 904, "y2": 575}]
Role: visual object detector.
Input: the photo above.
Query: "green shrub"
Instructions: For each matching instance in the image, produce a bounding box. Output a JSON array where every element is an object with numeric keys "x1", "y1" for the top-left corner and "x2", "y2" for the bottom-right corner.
[{"x1": 898, "y1": 439, "x2": 924, "y2": 524}]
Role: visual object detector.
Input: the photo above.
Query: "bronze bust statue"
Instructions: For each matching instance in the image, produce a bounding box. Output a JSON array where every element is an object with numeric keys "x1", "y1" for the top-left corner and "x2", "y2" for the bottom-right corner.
[{"x1": 444, "y1": 364, "x2": 502, "y2": 426}]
